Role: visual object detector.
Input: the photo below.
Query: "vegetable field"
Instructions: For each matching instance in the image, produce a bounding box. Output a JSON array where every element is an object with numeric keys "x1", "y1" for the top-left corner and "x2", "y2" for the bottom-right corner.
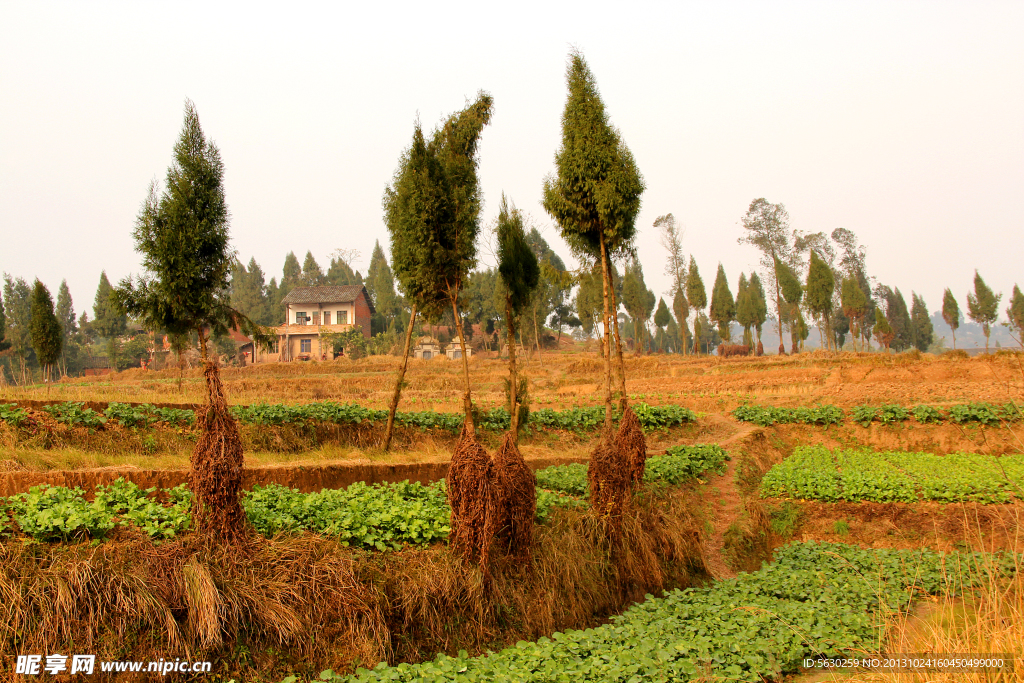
[
  {"x1": 761, "y1": 446, "x2": 1024, "y2": 503},
  {"x1": 313, "y1": 542, "x2": 1015, "y2": 683}
]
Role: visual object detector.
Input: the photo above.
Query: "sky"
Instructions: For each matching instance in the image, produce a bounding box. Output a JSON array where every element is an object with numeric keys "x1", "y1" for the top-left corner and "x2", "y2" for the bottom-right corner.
[{"x1": 1, "y1": 1, "x2": 1021, "y2": 329}]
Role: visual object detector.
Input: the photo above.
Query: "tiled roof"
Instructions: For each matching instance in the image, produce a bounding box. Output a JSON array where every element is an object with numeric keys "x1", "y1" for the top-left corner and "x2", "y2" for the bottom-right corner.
[{"x1": 280, "y1": 285, "x2": 375, "y2": 313}]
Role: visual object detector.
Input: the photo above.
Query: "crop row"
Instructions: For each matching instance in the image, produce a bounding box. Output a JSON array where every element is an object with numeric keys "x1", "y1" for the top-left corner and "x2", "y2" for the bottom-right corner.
[
  {"x1": 534, "y1": 444, "x2": 728, "y2": 496},
  {"x1": 0, "y1": 401, "x2": 697, "y2": 434},
  {"x1": 309, "y1": 542, "x2": 1014, "y2": 683},
  {"x1": 732, "y1": 401, "x2": 1021, "y2": 427},
  {"x1": 0, "y1": 445, "x2": 721, "y2": 544},
  {"x1": 761, "y1": 446, "x2": 1024, "y2": 504}
]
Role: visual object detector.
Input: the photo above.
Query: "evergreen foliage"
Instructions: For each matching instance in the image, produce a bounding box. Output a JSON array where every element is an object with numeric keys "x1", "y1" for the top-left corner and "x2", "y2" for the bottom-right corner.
[
  {"x1": 280, "y1": 252, "x2": 302, "y2": 302},
  {"x1": 882, "y1": 287, "x2": 912, "y2": 352},
  {"x1": 909, "y1": 293, "x2": 934, "y2": 353},
  {"x1": 30, "y1": 280, "x2": 63, "y2": 382},
  {"x1": 230, "y1": 258, "x2": 273, "y2": 327},
  {"x1": 873, "y1": 311, "x2": 894, "y2": 351},
  {"x1": 735, "y1": 273, "x2": 755, "y2": 349},
  {"x1": 654, "y1": 297, "x2": 671, "y2": 330},
  {"x1": 840, "y1": 277, "x2": 867, "y2": 350},
  {"x1": 966, "y1": 270, "x2": 1002, "y2": 353},
  {"x1": 672, "y1": 287, "x2": 689, "y2": 353},
  {"x1": 804, "y1": 250, "x2": 835, "y2": 349},
  {"x1": 0, "y1": 286, "x2": 7, "y2": 352},
  {"x1": 622, "y1": 260, "x2": 653, "y2": 353},
  {"x1": 748, "y1": 272, "x2": 768, "y2": 346},
  {"x1": 686, "y1": 257, "x2": 706, "y2": 353},
  {"x1": 709, "y1": 263, "x2": 736, "y2": 342},
  {"x1": 1007, "y1": 285, "x2": 1024, "y2": 348},
  {"x1": 300, "y1": 251, "x2": 325, "y2": 286},
  {"x1": 114, "y1": 100, "x2": 269, "y2": 359},
  {"x1": 541, "y1": 50, "x2": 644, "y2": 421},
  {"x1": 941, "y1": 288, "x2": 960, "y2": 349},
  {"x1": 367, "y1": 240, "x2": 400, "y2": 333}
]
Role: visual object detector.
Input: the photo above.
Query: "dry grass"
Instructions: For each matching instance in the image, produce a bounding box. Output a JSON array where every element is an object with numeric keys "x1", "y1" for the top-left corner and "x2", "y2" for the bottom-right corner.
[{"x1": 0, "y1": 484, "x2": 707, "y2": 681}]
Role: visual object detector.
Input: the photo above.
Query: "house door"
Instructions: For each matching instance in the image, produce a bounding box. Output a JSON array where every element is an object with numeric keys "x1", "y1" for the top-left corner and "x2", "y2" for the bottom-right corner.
[{"x1": 422, "y1": 351, "x2": 432, "y2": 360}]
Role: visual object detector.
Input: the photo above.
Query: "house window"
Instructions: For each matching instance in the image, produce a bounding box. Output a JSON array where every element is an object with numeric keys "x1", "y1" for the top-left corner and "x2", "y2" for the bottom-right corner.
[
  {"x1": 271, "y1": 340, "x2": 280, "y2": 353},
  {"x1": 337, "y1": 310, "x2": 348, "y2": 325},
  {"x1": 323, "y1": 312, "x2": 331, "y2": 325},
  {"x1": 296, "y1": 311, "x2": 308, "y2": 325},
  {"x1": 312, "y1": 312, "x2": 321, "y2": 325},
  {"x1": 300, "y1": 339, "x2": 312, "y2": 353}
]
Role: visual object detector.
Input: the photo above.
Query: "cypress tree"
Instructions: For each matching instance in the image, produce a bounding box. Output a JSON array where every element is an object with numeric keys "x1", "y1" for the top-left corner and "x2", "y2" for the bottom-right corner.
[
  {"x1": 805, "y1": 250, "x2": 835, "y2": 350},
  {"x1": 686, "y1": 258, "x2": 706, "y2": 354},
  {"x1": 496, "y1": 195, "x2": 541, "y2": 441},
  {"x1": 883, "y1": 288, "x2": 912, "y2": 352},
  {"x1": 910, "y1": 293, "x2": 934, "y2": 352},
  {"x1": 749, "y1": 272, "x2": 767, "y2": 349},
  {"x1": 622, "y1": 260, "x2": 650, "y2": 354},
  {"x1": 326, "y1": 255, "x2": 357, "y2": 287},
  {"x1": 114, "y1": 100, "x2": 269, "y2": 542},
  {"x1": 873, "y1": 312, "x2": 894, "y2": 352},
  {"x1": 30, "y1": 280, "x2": 63, "y2": 384},
  {"x1": 709, "y1": 264, "x2": 736, "y2": 342},
  {"x1": 93, "y1": 271, "x2": 127, "y2": 370},
  {"x1": 301, "y1": 251, "x2": 325, "y2": 287},
  {"x1": 1007, "y1": 285, "x2": 1024, "y2": 349},
  {"x1": 966, "y1": 271, "x2": 1002, "y2": 353},
  {"x1": 942, "y1": 288, "x2": 960, "y2": 349},
  {"x1": 542, "y1": 50, "x2": 644, "y2": 424},
  {"x1": 775, "y1": 256, "x2": 803, "y2": 352},
  {"x1": 280, "y1": 252, "x2": 302, "y2": 301},
  {"x1": 735, "y1": 273, "x2": 755, "y2": 350},
  {"x1": 841, "y1": 277, "x2": 867, "y2": 351},
  {"x1": 55, "y1": 280, "x2": 76, "y2": 376},
  {"x1": 672, "y1": 287, "x2": 689, "y2": 355}
]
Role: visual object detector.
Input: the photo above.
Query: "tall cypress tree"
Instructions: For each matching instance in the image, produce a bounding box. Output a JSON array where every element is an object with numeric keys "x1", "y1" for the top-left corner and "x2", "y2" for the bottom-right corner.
[
  {"x1": 0, "y1": 286, "x2": 8, "y2": 353},
  {"x1": 883, "y1": 288, "x2": 912, "y2": 352},
  {"x1": 749, "y1": 272, "x2": 767, "y2": 349},
  {"x1": 805, "y1": 250, "x2": 835, "y2": 350},
  {"x1": 709, "y1": 264, "x2": 736, "y2": 342},
  {"x1": 496, "y1": 195, "x2": 540, "y2": 441},
  {"x1": 672, "y1": 287, "x2": 689, "y2": 354},
  {"x1": 910, "y1": 293, "x2": 934, "y2": 352},
  {"x1": 54, "y1": 280, "x2": 76, "y2": 375},
  {"x1": 93, "y1": 271, "x2": 127, "y2": 369},
  {"x1": 622, "y1": 259, "x2": 651, "y2": 354},
  {"x1": 115, "y1": 100, "x2": 269, "y2": 542},
  {"x1": 941, "y1": 288, "x2": 960, "y2": 349},
  {"x1": 301, "y1": 251, "x2": 325, "y2": 287},
  {"x1": 735, "y1": 273, "x2": 755, "y2": 349},
  {"x1": 280, "y1": 252, "x2": 302, "y2": 301},
  {"x1": 739, "y1": 199, "x2": 793, "y2": 354},
  {"x1": 542, "y1": 50, "x2": 644, "y2": 423},
  {"x1": 30, "y1": 280, "x2": 63, "y2": 383},
  {"x1": 1007, "y1": 285, "x2": 1024, "y2": 349},
  {"x1": 841, "y1": 277, "x2": 867, "y2": 351},
  {"x1": 686, "y1": 258, "x2": 706, "y2": 354},
  {"x1": 966, "y1": 271, "x2": 1001, "y2": 353}
]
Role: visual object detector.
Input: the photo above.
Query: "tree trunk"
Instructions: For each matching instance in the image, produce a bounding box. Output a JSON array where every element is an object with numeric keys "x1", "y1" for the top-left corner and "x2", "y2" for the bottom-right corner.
[
  {"x1": 532, "y1": 301, "x2": 543, "y2": 367},
  {"x1": 951, "y1": 329, "x2": 956, "y2": 350},
  {"x1": 597, "y1": 234, "x2": 615, "y2": 430},
  {"x1": 773, "y1": 263, "x2": 785, "y2": 355},
  {"x1": 507, "y1": 300, "x2": 520, "y2": 445},
  {"x1": 384, "y1": 303, "x2": 417, "y2": 452},
  {"x1": 604, "y1": 252, "x2": 628, "y2": 412},
  {"x1": 450, "y1": 293, "x2": 475, "y2": 435}
]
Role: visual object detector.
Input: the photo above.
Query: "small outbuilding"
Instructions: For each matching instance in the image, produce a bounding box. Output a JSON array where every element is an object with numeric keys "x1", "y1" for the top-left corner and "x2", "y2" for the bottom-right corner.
[{"x1": 413, "y1": 336, "x2": 442, "y2": 360}]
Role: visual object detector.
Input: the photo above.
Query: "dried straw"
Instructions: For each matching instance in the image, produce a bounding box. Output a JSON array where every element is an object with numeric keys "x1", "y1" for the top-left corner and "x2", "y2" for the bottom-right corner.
[
  {"x1": 446, "y1": 426, "x2": 496, "y2": 577},
  {"x1": 489, "y1": 432, "x2": 537, "y2": 562},
  {"x1": 615, "y1": 404, "x2": 647, "y2": 485}
]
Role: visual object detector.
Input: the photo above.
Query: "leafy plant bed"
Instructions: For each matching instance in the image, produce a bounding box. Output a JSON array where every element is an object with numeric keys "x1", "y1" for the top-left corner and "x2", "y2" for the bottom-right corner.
[
  {"x1": 1, "y1": 400, "x2": 697, "y2": 435},
  {"x1": 732, "y1": 401, "x2": 1021, "y2": 428},
  {"x1": 535, "y1": 444, "x2": 728, "y2": 496},
  {"x1": 760, "y1": 446, "x2": 1024, "y2": 503},
  {"x1": 318, "y1": 542, "x2": 1016, "y2": 683}
]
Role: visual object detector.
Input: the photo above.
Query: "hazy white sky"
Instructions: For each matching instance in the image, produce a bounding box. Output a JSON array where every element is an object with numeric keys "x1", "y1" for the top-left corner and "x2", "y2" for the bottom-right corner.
[{"x1": 2, "y1": 1, "x2": 1021, "y2": 322}]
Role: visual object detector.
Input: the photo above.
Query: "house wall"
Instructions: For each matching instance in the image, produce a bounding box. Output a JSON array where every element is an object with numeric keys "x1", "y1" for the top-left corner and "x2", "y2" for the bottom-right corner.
[
  {"x1": 354, "y1": 293, "x2": 372, "y2": 339},
  {"x1": 286, "y1": 301, "x2": 357, "y2": 327}
]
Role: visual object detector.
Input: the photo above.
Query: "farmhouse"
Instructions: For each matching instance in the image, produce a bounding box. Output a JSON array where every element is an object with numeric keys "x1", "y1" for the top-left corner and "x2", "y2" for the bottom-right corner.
[
  {"x1": 257, "y1": 285, "x2": 374, "y2": 362},
  {"x1": 445, "y1": 335, "x2": 473, "y2": 360}
]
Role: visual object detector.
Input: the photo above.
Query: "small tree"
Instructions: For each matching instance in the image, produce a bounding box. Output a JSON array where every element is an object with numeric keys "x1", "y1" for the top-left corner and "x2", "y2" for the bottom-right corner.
[
  {"x1": 1006, "y1": 284, "x2": 1024, "y2": 348},
  {"x1": 775, "y1": 256, "x2": 803, "y2": 353},
  {"x1": 873, "y1": 312, "x2": 894, "y2": 352},
  {"x1": 672, "y1": 287, "x2": 689, "y2": 354},
  {"x1": 709, "y1": 263, "x2": 736, "y2": 342},
  {"x1": 910, "y1": 293, "x2": 934, "y2": 352},
  {"x1": 93, "y1": 271, "x2": 127, "y2": 369},
  {"x1": 30, "y1": 280, "x2": 63, "y2": 384},
  {"x1": 735, "y1": 273, "x2": 755, "y2": 350},
  {"x1": 942, "y1": 288, "x2": 960, "y2": 349},
  {"x1": 622, "y1": 259, "x2": 651, "y2": 354},
  {"x1": 496, "y1": 195, "x2": 540, "y2": 442},
  {"x1": 654, "y1": 297, "x2": 671, "y2": 352},
  {"x1": 115, "y1": 100, "x2": 269, "y2": 542},
  {"x1": 686, "y1": 258, "x2": 706, "y2": 354},
  {"x1": 805, "y1": 250, "x2": 835, "y2": 350},
  {"x1": 966, "y1": 271, "x2": 1002, "y2": 353}
]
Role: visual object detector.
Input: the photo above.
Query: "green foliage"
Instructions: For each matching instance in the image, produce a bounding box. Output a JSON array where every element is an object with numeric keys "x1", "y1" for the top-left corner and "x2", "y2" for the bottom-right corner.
[
  {"x1": 732, "y1": 404, "x2": 844, "y2": 427},
  {"x1": 832, "y1": 519, "x2": 850, "y2": 536},
  {"x1": 941, "y1": 287, "x2": 960, "y2": 347},
  {"x1": 114, "y1": 100, "x2": 268, "y2": 355},
  {"x1": 103, "y1": 402, "x2": 155, "y2": 428},
  {"x1": 761, "y1": 446, "x2": 1024, "y2": 504},
  {"x1": 327, "y1": 542, "x2": 1010, "y2": 683},
  {"x1": 1007, "y1": 284, "x2": 1024, "y2": 344},
  {"x1": 653, "y1": 297, "x2": 671, "y2": 330},
  {"x1": 948, "y1": 401, "x2": 1019, "y2": 426},
  {"x1": 8, "y1": 485, "x2": 117, "y2": 541},
  {"x1": 91, "y1": 271, "x2": 127, "y2": 341},
  {"x1": 708, "y1": 264, "x2": 735, "y2": 341},
  {"x1": 30, "y1": 279, "x2": 63, "y2": 376},
  {"x1": 767, "y1": 501, "x2": 802, "y2": 537},
  {"x1": 534, "y1": 489, "x2": 588, "y2": 523},
  {"x1": 804, "y1": 250, "x2": 834, "y2": 322},
  {"x1": 243, "y1": 481, "x2": 451, "y2": 550},
  {"x1": 535, "y1": 445, "x2": 725, "y2": 495},
  {"x1": 872, "y1": 311, "x2": 894, "y2": 350},
  {"x1": 912, "y1": 405, "x2": 943, "y2": 424},
  {"x1": 850, "y1": 404, "x2": 878, "y2": 427},
  {"x1": 93, "y1": 479, "x2": 191, "y2": 539},
  {"x1": 966, "y1": 271, "x2": 1001, "y2": 350},
  {"x1": 43, "y1": 402, "x2": 107, "y2": 428},
  {"x1": 0, "y1": 403, "x2": 28, "y2": 426},
  {"x1": 910, "y1": 292, "x2": 933, "y2": 352}
]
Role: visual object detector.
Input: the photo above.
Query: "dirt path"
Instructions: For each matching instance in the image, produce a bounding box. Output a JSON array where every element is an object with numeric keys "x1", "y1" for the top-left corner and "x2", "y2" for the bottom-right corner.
[{"x1": 696, "y1": 415, "x2": 760, "y2": 580}]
